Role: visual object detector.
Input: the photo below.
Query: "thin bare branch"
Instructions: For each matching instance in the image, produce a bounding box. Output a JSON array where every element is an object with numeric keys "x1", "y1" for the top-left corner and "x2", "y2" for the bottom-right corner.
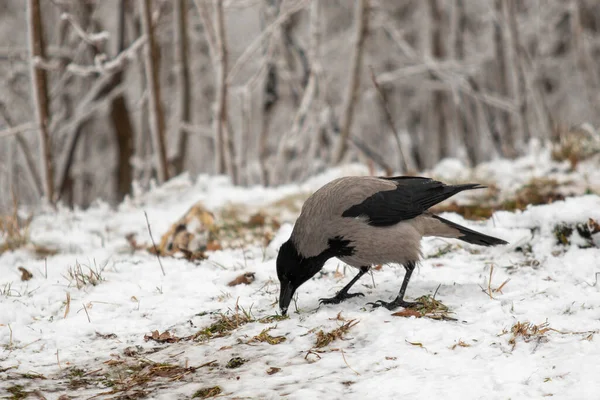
[
  {"x1": 27, "y1": 0, "x2": 55, "y2": 204},
  {"x1": 65, "y1": 35, "x2": 146, "y2": 77},
  {"x1": 60, "y1": 12, "x2": 110, "y2": 47},
  {"x1": 139, "y1": 0, "x2": 169, "y2": 183},
  {"x1": 333, "y1": 0, "x2": 369, "y2": 165},
  {"x1": 376, "y1": 4, "x2": 517, "y2": 114},
  {"x1": 193, "y1": 0, "x2": 217, "y2": 60},
  {"x1": 226, "y1": 0, "x2": 309, "y2": 85},
  {"x1": 172, "y1": 0, "x2": 191, "y2": 175},
  {"x1": 212, "y1": 0, "x2": 230, "y2": 177},
  {"x1": 0, "y1": 123, "x2": 38, "y2": 139}
]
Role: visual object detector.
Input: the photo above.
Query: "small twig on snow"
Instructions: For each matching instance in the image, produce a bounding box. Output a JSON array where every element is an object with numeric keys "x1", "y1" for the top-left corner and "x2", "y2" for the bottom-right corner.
[
  {"x1": 144, "y1": 211, "x2": 166, "y2": 276},
  {"x1": 341, "y1": 348, "x2": 360, "y2": 375},
  {"x1": 81, "y1": 303, "x2": 91, "y2": 323}
]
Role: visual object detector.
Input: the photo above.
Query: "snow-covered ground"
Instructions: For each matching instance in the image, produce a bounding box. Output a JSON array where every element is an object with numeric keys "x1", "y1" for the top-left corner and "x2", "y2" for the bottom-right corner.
[{"x1": 2, "y1": 148, "x2": 600, "y2": 399}]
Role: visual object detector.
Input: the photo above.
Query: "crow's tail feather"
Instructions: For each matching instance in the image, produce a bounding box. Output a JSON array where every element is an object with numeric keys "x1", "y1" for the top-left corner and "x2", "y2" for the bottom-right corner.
[{"x1": 433, "y1": 215, "x2": 508, "y2": 246}]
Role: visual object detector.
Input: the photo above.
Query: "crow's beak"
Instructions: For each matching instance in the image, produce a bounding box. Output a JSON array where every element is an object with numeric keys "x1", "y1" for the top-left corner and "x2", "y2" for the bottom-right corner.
[{"x1": 279, "y1": 281, "x2": 295, "y2": 316}]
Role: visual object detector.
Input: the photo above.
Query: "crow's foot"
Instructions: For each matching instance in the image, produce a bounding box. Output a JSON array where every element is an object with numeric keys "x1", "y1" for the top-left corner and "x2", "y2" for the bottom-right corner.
[
  {"x1": 319, "y1": 291, "x2": 365, "y2": 305},
  {"x1": 367, "y1": 298, "x2": 421, "y2": 311}
]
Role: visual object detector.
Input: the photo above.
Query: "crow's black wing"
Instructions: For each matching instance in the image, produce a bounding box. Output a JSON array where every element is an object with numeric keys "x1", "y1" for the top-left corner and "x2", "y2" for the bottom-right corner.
[{"x1": 341, "y1": 176, "x2": 484, "y2": 227}]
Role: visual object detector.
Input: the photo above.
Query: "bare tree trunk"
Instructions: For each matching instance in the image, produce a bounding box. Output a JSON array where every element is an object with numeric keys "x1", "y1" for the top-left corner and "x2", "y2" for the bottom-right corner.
[
  {"x1": 112, "y1": 0, "x2": 135, "y2": 201},
  {"x1": 494, "y1": 0, "x2": 517, "y2": 157},
  {"x1": 274, "y1": 0, "x2": 322, "y2": 183},
  {"x1": 139, "y1": 0, "x2": 169, "y2": 183},
  {"x1": 172, "y1": 0, "x2": 191, "y2": 175},
  {"x1": 128, "y1": 10, "x2": 152, "y2": 185},
  {"x1": 238, "y1": 87, "x2": 251, "y2": 184},
  {"x1": 259, "y1": 63, "x2": 277, "y2": 185},
  {"x1": 333, "y1": 0, "x2": 369, "y2": 165},
  {"x1": 570, "y1": 0, "x2": 598, "y2": 137},
  {"x1": 428, "y1": 0, "x2": 450, "y2": 161},
  {"x1": 505, "y1": 0, "x2": 529, "y2": 147},
  {"x1": 27, "y1": 0, "x2": 54, "y2": 203},
  {"x1": 258, "y1": 0, "x2": 281, "y2": 186},
  {"x1": 211, "y1": 0, "x2": 227, "y2": 175}
]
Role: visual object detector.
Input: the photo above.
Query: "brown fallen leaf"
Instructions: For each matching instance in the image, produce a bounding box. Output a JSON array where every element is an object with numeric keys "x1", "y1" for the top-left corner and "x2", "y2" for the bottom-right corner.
[
  {"x1": 588, "y1": 218, "x2": 600, "y2": 234},
  {"x1": 227, "y1": 272, "x2": 256, "y2": 287},
  {"x1": 206, "y1": 241, "x2": 222, "y2": 251},
  {"x1": 391, "y1": 309, "x2": 422, "y2": 318},
  {"x1": 372, "y1": 264, "x2": 383, "y2": 271},
  {"x1": 125, "y1": 233, "x2": 145, "y2": 250},
  {"x1": 123, "y1": 346, "x2": 141, "y2": 357},
  {"x1": 248, "y1": 212, "x2": 266, "y2": 227},
  {"x1": 266, "y1": 367, "x2": 281, "y2": 375},
  {"x1": 18, "y1": 266, "x2": 33, "y2": 281},
  {"x1": 144, "y1": 330, "x2": 179, "y2": 343},
  {"x1": 179, "y1": 247, "x2": 208, "y2": 261}
]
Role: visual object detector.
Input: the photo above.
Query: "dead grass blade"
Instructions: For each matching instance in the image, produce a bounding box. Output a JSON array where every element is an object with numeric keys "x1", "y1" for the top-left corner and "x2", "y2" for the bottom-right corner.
[
  {"x1": 64, "y1": 292, "x2": 71, "y2": 318},
  {"x1": 314, "y1": 319, "x2": 359, "y2": 348},
  {"x1": 188, "y1": 305, "x2": 254, "y2": 341},
  {"x1": 192, "y1": 386, "x2": 222, "y2": 398},
  {"x1": 340, "y1": 348, "x2": 360, "y2": 375},
  {"x1": 248, "y1": 327, "x2": 286, "y2": 345},
  {"x1": 405, "y1": 295, "x2": 456, "y2": 321},
  {"x1": 144, "y1": 330, "x2": 181, "y2": 344}
]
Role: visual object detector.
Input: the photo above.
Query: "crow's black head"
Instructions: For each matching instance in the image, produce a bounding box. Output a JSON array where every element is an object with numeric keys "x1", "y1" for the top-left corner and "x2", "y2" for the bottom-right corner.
[{"x1": 276, "y1": 237, "x2": 355, "y2": 315}]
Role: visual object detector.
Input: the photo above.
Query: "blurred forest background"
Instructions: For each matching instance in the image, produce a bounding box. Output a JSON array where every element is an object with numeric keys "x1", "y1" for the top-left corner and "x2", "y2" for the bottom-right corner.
[{"x1": 1, "y1": 0, "x2": 600, "y2": 212}]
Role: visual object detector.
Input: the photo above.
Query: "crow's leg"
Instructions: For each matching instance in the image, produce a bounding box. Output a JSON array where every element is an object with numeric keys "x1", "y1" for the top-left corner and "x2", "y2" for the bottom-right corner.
[
  {"x1": 319, "y1": 266, "x2": 370, "y2": 305},
  {"x1": 368, "y1": 261, "x2": 422, "y2": 310}
]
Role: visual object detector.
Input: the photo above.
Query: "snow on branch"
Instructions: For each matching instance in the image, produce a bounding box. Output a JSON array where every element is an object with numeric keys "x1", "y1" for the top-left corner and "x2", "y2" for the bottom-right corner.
[
  {"x1": 66, "y1": 36, "x2": 146, "y2": 77},
  {"x1": 60, "y1": 13, "x2": 110, "y2": 47}
]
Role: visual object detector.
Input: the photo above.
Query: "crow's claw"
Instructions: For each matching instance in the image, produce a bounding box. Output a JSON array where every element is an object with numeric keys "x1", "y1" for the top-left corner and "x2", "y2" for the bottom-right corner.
[
  {"x1": 319, "y1": 291, "x2": 365, "y2": 305},
  {"x1": 367, "y1": 299, "x2": 422, "y2": 311}
]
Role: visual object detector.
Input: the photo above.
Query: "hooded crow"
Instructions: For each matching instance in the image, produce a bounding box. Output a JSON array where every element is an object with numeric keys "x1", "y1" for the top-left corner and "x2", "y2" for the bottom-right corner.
[{"x1": 276, "y1": 175, "x2": 508, "y2": 315}]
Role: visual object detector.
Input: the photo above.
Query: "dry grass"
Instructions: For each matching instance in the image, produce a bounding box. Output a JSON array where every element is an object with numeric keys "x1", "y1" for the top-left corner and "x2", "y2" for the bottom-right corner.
[
  {"x1": 314, "y1": 320, "x2": 359, "y2": 348},
  {"x1": 392, "y1": 294, "x2": 455, "y2": 320},
  {"x1": 193, "y1": 386, "x2": 222, "y2": 398},
  {"x1": 258, "y1": 314, "x2": 289, "y2": 324},
  {"x1": 502, "y1": 178, "x2": 566, "y2": 211},
  {"x1": 0, "y1": 208, "x2": 32, "y2": 255},
  {"x1": 190, "y1": 305, "x2": 254, "y2": 341},
  {"x1": 6, "y1": 384, "x2": 28, "y2": 400},
  {"x1": 64, "y1": 260, "x2": 106, "y2": 289},
  {"x1": 1, "y1": 198, "x2": 58, "y2": 258},
  {"x1": 414, "y1": 295, "x2": 455, "y2": 321},
  {"x1": 213, "y1": 205, "x2": 282, "y2": 249},
  {"x1": 432, "y1": 177, "x2": 570, "y2": 221},
  {"x1": 503, "y1": 320, "x2": 552, "y2": 350},
  {"x1": 267, "y1": 192, "x2": 312, "y2": 214},
  {"x1": 94, "y1": 357, "x2": 199, "y2": 397},
  {"x1": 1, "y1": 282, "x2": 20, "y2": 298},
  {"x1": 553, "y1": 218, "x2": 600, "y2": 247},
  {"x1": 248, "y1": 327, "x2": 286, "y2": 345},
  {"x1": 225, "y1": 357, "x2": 247, "y2": 369},
  {"x1": 450, "y1": 339, "x2": 471, "y2": 350},
  {"x1": 551, "y1": 123, "x2": 600, "y2": 169}
]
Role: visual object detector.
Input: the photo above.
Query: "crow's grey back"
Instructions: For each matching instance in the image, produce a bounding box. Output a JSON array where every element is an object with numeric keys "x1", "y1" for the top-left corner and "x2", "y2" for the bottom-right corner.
[{"x1": 290, "y1": 176, "x2": 396, "y2": 257}]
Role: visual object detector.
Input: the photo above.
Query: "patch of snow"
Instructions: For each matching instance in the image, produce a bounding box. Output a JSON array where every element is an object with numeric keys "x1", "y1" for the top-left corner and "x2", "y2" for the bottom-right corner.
[{"x1": 1, "y1": 155, "x2": 600, "y2": 399}]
